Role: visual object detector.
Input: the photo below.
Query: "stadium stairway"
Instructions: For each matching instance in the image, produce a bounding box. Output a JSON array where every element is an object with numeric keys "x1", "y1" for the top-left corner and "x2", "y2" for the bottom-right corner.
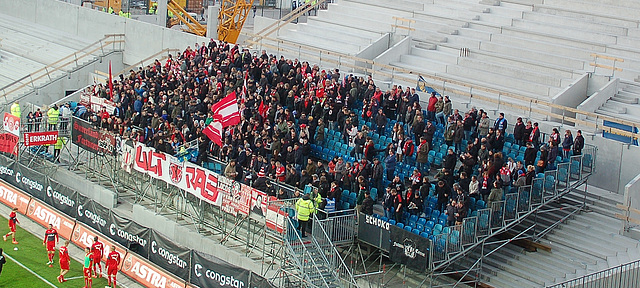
[
  {"x1": 594, "y1": 80, "x2": 640, "y2": 123},
  {"x1": 471, "y1": 187, "x2": 632, "y2": 287}
]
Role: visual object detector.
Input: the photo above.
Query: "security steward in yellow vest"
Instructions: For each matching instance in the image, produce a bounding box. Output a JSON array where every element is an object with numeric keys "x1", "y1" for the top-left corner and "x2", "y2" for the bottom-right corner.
[
  {"x1": 47, "y1": 105, "x2": 60, "y2": 131},
  {"x1": 295, "y1": 194, "x2": 315, "y2": 237},
  {"x1": 54, "y1": 137, "x2": 66, "y2": 163},
  {"x1": 10, "y1": 101, "x2": 20, "y2": 118}
]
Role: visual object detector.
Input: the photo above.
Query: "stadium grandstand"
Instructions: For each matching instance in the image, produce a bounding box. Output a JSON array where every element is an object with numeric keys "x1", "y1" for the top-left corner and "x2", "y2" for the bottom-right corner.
[{"x1": 0, "y1": 0, "x2": 639, "y2": 287}]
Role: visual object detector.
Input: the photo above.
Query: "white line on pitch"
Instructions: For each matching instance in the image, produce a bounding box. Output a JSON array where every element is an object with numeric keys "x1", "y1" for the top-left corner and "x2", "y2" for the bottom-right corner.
[{"x1": 4, "y1": 252, "x2": 57, "y2": 288}]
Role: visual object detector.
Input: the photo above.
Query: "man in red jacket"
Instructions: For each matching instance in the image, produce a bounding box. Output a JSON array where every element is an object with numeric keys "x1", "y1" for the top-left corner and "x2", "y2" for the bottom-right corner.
[{"x1": 427, "y1": 92, "x2": 438, "y2": 121}]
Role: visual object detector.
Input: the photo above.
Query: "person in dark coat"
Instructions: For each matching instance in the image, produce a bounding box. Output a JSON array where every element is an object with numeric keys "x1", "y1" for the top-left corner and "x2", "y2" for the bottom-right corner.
[
  {"x1": 573, "y1": 130, "x2": 584, "y2": 156},
  {"x1": 513, "y1": 117, "x2": 526, "y2": 146},
  {"x1": 361, "y1": 191, "x2": 374, "y2": 215}
]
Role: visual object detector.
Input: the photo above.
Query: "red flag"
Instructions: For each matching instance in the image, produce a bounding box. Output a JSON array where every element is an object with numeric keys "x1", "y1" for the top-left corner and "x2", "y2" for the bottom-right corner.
[
  {"x1": 108, "y1": 60, "x2": 113, "y2": 100},
  {"x1": 211, "y1": 92, "x2": 241, "y2": 127},
  {"x1": 258, "y1": 100, "x2": 267, "y2": 118},
  {"x1": 203, "y1": 114, "x2": 223, "y2": 146}
]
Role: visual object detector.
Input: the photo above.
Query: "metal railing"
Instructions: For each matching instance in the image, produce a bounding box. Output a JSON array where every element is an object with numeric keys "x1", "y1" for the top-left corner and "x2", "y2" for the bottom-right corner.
[
  {"x1": 429, "y1": 145, "x2": 596, "y2": 271},
  {"x1": 283, "y1": 216, "x2": 331, "y2": 288},
  {"x1": 547, "y1": 259, "x2": 640, "y2": 288},
  {"x1": 312, "y1": 213, "x2": 358, "y2": 287},
  {"x1": 315, "y1": 210, "x2": 357, "y2": 245},
  {"x1": 1, "y1": 34, "x2": 125, "y2": 105}
]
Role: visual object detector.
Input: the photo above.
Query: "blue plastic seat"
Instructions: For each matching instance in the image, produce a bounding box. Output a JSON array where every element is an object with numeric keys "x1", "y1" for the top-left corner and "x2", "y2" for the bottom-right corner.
[
  {"x1": 409, "y1": 214, "x2": 418, "y2": 223},
  {"x1": 397, "y1": 223, "x2": 404, "y2": 229},
  {"x1": 404, "y1": 226, "x2": 413, "y2": 232},
  {"x1": 342, "y1": 190, "x2": 350, "y2": 199},
  {"x1": 426, "y1": 220, "x2": 435, "y2": 229},
  {"x1": 341, "y1": 201, "x2": 350, "y2": 210},
  {"x1": 389, "y1": 219, "x2": 396, "y2": 225},
  {"x1": 380, "y1": 216, "x2": 388, "y2": 222},
  {"x1": 442, "y1": 227, "x2": 451, "y2": 235},
  {"x1": 420, "y1": 232, "x2": 430, "y2": 238},
  {"x1": 438, "y1": 219, "x2": 447, "y2": 226},
  {"x1": 416, "y1": 224, "x2": 425, "y2": 232},
  {"x1": 434, "y1": 224, "x2": 443, "y2": 232},
  {"x1": 412, "y1": 229, "x2": 421, "y2": 235},
  {"x1": 417, "y1": 217, "x2": 427, "y2": 226},
  {"x1": 476, "y1": 200, "x2": 486, "y2": 210},
  {"x1": 424, "y1": 227, "x2": 432, "y2": 235}
]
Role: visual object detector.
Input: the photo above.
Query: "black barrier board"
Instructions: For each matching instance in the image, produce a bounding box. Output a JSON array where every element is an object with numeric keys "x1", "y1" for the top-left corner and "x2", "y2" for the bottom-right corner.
[
  {"x1": 72, "y1": 116, "x2": 116, "y2": 155},
  {"x1": 45, "y1": 179, "x2": 78, "y2": 218},
  {"x1": 389, "y1": 225, "x2": 429, "y2": 271},
  {"x1": 358, "y1": 213, "x2": 391, "y2": 251},
  {"x1": 109, "y1": 213, "x2": 150, "y2": 258},
  {"x1": 190, "y1": 250, "x2": 250, "y2": 288},
  {"x1": 148, "y1": 230, "x2": 191, "y2": 280},
  {"x1": 0, "y1": 160, "x2": 47, "y2": 202},
  {"x1": 77, "y1": 198, "x2": 110, "y2": 236}
]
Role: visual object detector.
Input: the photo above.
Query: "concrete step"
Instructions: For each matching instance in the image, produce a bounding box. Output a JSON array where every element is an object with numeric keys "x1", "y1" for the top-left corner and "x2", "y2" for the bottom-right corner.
[
  {"x1": 598, "y1": 104, "x2": 626, "y2": 114},
  {"x1": 410, "y1": 45, "x2": 459, "y2": 63},
  {"x1": 541, "y1": 0, "x2": 640, "y2": 20},
  {"x1": 499, "y1": 26, "x2": 607, "y2": 52},
  {"x1": 521, "y1": 11, "x2": 629, "y2": 36},
  {"x1": 294, "y1": 23, "x2": 375, "y2": 46},
  {"x1": 306, "y1": 17, "x2": 384, "y2": 39},
  {"x1": 340, "y1": 0, "x2": 423, "y2": 14},
  {"x1": 392, "y1": 57, "x2": 449, "y2": 74},
  {"x1": 457, "y1": 57, "x2": 563, "y2": 87},
  {"x1": 480, "y1": 259, "x2": 543, "y2": 288},
  {"x1": 532, "y1": 5, "x2": 639, "y2": 28},
  {"x1": 613, "y1": 91, "x2": 640, "y2": 104},
  {"x1": 510, "y1": 19, "x2": 619, "y2": 44},
  {"x1": 445, "y1": 63, "x2": 552, "y2": 96},
  {"x1": 487, "y1": 33, "x2": 591, "y2": 66}
]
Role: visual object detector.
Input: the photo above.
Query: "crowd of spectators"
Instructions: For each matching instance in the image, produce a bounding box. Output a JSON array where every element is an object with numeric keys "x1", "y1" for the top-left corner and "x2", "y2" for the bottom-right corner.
[{"x1": 70, "y1": 40, "x2": 586, "y2": 226}]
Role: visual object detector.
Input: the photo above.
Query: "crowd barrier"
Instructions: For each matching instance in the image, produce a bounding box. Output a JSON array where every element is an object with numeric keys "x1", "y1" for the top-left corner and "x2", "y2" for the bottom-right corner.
[{"x1": 0, "y1": 154, "x2": 275, "y2": 288}]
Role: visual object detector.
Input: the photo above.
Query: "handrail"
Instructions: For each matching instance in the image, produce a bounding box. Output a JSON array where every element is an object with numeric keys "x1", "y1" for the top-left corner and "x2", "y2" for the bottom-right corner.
[
  {"x1": 432, "y1": 150, "x2": 594, "y2": 271},
  {"x1": 244, "y1": 32, "x2": 640, "y2": 138},
  {"x1": 546, "y1": 258, "x2": 640, "y2": 288},
  {"x1": 116, "y1": 48, "x2": 180, "y2": 76},
  {"x1": 1, "y1": 34, "x2": 125, "y2": 104},
  {"x1": 251, "y1": 0, "x2": 330, "y2": 42},
  {"x1": 283, "y1": 216, "x2": 329, "y2": 288},
  {"x1": 312, "y1": 213, "x2": 358, "y2": 286}
]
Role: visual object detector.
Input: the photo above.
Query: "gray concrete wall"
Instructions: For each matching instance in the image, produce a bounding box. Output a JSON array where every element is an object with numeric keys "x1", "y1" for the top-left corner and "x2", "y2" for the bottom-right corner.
[
  {"x1": 577, "y1": 78, "x2": 619, "y2": 115},
  {"x1": 16, "y1": 52, "x2": 124, "y2": 108},
  {"x1": 0, "y1": 0, "x2": 207, "y2": 65},
  {"x1": 551, "y1": 73, "x2": 589, "y2": 108},
  {"x1": 588, "y1": 135, "x2": 640, "y2": 194}
]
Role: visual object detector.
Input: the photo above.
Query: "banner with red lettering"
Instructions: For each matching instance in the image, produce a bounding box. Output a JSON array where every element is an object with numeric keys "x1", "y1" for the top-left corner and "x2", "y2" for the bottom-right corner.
[
  {"x1": 71, "y1": 117, "x2": 116, "y2": 156},
  {"x1": 24, "y1": 131, "x2": 59, "y2": 146},
  {"x1": 25, "y1": 198, "x2": 76, "y2": 239},
  {"x1": 0, "y1": 180, "x2": 31, "y2": 214},
  {"x1": 265, "y1": 201, "x2": 287, "y2": 234},
  {"x1": 80, "y1": 92, "x2": 116, "y2": 115},
  {"x1": 124, "y1": 142, "x2": 223, "y2": 208},
  {"x1": 0, "y1": 133, "x2": 18, "y2": 156}
]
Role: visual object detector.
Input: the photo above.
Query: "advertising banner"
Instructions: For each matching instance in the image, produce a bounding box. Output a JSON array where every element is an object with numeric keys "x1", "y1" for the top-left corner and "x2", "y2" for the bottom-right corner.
[
  {"x1": 9, "y1": 162, "x2": 47, "y2": 202},
  {"x1": 3, "y1": 112, "x2": 20, "y2": 136},
  {"x1": 121, "y1": 252, "x2": 185, "y2": 288},
  {"x1": 389, "y1": 225, "x2": 429, "y2": 271},
  {"x1": 149, "y1": 230, "x2": 191, "y2": 281},
  {"x1": 109, "y1": 213, "x2": 151, "y2": 258},
  {"x1": 76, "y1": 197, "x2": 111, "y2": 236},
  {"x1": 0, "y1": 180, "x2": 31, "y2": 214},
  {"x1": 25, "y1": 198, "x2": 76, "y2": 239},
  {"x1": 127, "y1": 142, "x2": 224, "y2": 208},
  {"x1": 70, "y1": 222, "x2": 126, "y2": 264},
  {"x1": 71, "y1": 117, "x2": 116, "y2": 155},
  {"x1": 44, "y1": 179, "x2": 78, "y2": 219},
  {"x1": 357, "y1": 213, "x2": 391, "y2": 251},
  {"x1": 23, "y1": 131, "x2": 59, "y2": 146},
  {"x1": 190, "y1": 251, "x2": 250, "y2": 288}
]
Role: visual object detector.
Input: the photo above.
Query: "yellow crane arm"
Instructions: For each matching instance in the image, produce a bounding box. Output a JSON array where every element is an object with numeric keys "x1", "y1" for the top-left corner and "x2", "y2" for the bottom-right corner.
[
  {"x1": 167, "y1": 0, "x2": 207, "y2": 36},
  {"x1": 218, "y1": 0, "x2": 255, "y2": 44}
]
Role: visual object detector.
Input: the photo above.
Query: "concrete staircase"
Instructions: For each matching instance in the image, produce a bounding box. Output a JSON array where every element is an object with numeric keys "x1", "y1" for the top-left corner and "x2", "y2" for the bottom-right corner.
[
  {"x1": 476, "y1": 188, "x2": 634, "y2": 288},
  {"x1": 595, "y1": 81, "x2": 640, "y2": 123}
]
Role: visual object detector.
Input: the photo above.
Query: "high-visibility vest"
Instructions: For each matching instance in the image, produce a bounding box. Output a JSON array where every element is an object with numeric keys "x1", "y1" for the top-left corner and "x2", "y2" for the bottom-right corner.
[
  {"x1": 108, "y1": 7, "x2": 114, "y2": 14},
  {"x1": 295, "y1": 198, "x2": 314, "y2": 221},
  {"x1": 10, "y1": 103, "x2": 20, "y2": 118},
  {"x1": 54, "y1": 137, "x2": 66, "y2": 150},
  {"x1": 47, "y1": 108, "x2": 59, "y2": 125}
]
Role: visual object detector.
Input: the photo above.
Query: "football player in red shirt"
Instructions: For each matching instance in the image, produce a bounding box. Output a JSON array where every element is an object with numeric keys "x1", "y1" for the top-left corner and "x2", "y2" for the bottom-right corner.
[
  {"x1": 3, "y1": 208, "x2": 19, "y2": 244},
  {"x1": 57, "y1": 240, "x2": 70, "y2": 283},
  {"x1": 90, "y1": 236, "x2": 104, "y2": 278},
  {"x1": 43, "y1": 224, "x2": 58, "y2": 267},
  {"x1": 106, "y1": 246, "x2": 121, "y2": 288}
]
